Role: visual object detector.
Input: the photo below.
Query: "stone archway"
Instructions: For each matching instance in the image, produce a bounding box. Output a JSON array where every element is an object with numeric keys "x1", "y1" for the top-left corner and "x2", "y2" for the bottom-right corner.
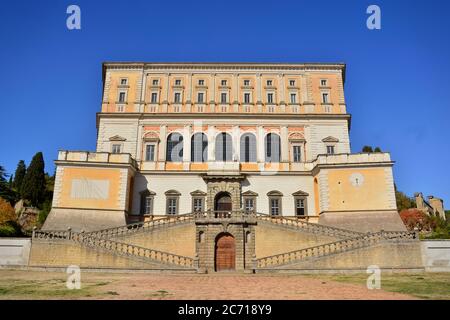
[
  {"x1": 215, "y1": 192, "x2": 232, "y2": 211},
  {"x1": 215, "y1": 233, "x2": 235, "y2": 271}
]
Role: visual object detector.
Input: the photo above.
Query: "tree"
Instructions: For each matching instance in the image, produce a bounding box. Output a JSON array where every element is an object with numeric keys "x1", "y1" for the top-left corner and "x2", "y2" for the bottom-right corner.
[
  {"x1": 0, "y1": 166, "x2": 17, "y2": 205},
  {"x1": 374, "y1": 147, "x2": 382, "y2": 152},
  {"x1": 21, "y1": 152, "x2": 46, "y2": 207},
  {"x1": 362, "y1": 145, "x2": 373, "y2": 153},
  {"x1": 13, "y1": 160, "x2": 26, "y2": 194},
  {"x1": 394, "y1": 184, "x2": 416, "y2": 212}
]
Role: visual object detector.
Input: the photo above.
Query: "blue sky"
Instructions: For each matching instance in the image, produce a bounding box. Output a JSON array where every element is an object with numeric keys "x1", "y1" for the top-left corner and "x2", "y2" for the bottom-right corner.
[{"x1": 0, "y1": 0, "x2": 449, "y2": 204}]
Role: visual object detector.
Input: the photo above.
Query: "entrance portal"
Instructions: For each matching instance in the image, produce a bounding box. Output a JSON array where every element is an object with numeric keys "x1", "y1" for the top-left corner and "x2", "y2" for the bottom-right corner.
[
  {"x1": 214, "y1": 192, "x2": 232, "y2": 211},
  {"x1": 215, "y1": 233, "x2": 235, "y2": 271}
]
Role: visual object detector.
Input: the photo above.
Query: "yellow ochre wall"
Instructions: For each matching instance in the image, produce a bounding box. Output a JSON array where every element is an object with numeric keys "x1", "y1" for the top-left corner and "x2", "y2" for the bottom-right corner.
[
  {"x1": 327, "y1": 168, "x2": 391, "y2": 211},
  {"x1": 58, "y1": 167, "x2": 122, "y2": 210}
]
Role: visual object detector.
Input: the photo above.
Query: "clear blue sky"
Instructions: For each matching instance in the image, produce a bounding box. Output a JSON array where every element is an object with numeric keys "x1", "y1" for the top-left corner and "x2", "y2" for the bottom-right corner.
[{"x1": 0, "y1": 0, "x2": 449, "y2": 204}]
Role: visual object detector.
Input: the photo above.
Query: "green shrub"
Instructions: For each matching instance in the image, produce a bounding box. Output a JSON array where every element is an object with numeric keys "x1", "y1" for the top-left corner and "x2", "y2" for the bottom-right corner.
[{"x1": 0, "y1": 221, "x2": 22, "y2": 237}]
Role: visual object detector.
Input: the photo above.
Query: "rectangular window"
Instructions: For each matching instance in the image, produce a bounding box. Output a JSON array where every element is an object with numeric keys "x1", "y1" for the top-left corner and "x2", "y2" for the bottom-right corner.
[
  {"x1": 322, "y1": 93, "x2": 329, "y2": 103},
  {"x1": 145, "y1": 144, "x2": 155, "y2": 161},
  {"x1": 267, "y1": 80, "x2": 272, "y2": 86},
  {"x1": 198, "y1": 79, "x2": 204, "y2": 85},
  {"x1": 167, "y1": 198, "x2": 177, "y2": 215},
  {"x1": 267, "y1": 93, "x2": 273, "y2": 103},
  {"x1": 193, "y1": 198, "x2": 203, "y2": 212},
  {"x1": 321, "y1": 79, "x2": 327, "y2": 86},
  {"x1": 152, "y1": 79, "x2": 159, "y2": 85},
  {"x1": 197, "y1": 92, "x2": 204, "y2": 103},
  {"x1": 111, "y1": 144, "x2": 121, "y2": 154},
  {"x1": 327, "y1": 145, "x2": 335, "y2": 155},
  {"x1": 270, "y1": 198, "x2": 280, "y2": 215},
  {"x1": 151, "y1": 92, "x2": 158, "y2": 103},
  {"x1": 245, "y1": 198, "x2": 255, "y2": 212},
  {"x1": 118, "y1": 92, "x2": 126, "y2": 102},
  {"x1": 290, "y1": 93, "x2": 296, "y2": 104},
  {"x1": 174, "y1": 92, "x2": 181, "y2": 103},
  {"x1": 244, "y1": 93, "x2": 250, "y2": 104},
  {"x1": 175, "y1": 79, "x2": 181, "y2": 85},
  {"x1": 293, "y1": 146, "x2": 301, "y2": 162},
  {"x1": 144, "y1": 196, "x2": 152, "y2": 215},
  {"x1": 221, "y1": 80, "x2": 227, "y2": 86},
  {"x1": 289, "y1": 80, "x2": 295, "y2": 86},
  {"x1": 120, "y1": 78, "x2": 128, "y2": 85},
  {"x1": 295, "y1": 198, "x2": 305, "y2": 216},
  {"x1": 244, "y1": 80, "x2": 250, "y2": 86},
  {"x1": 221, "y1": 93, "x2": 227, "y2": 103}
]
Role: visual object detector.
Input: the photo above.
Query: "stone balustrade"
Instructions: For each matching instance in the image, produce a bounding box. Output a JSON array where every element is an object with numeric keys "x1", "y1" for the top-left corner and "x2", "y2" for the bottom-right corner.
[
  {"x1": 314, "y1": 152, "x2": 392, "y2": 166},
  {"x1": 257, "y1": 230, "x2": 418, "y2": 268},
  {"x1": 57, "y1": 150, "x2": 138, "y2": 167}
]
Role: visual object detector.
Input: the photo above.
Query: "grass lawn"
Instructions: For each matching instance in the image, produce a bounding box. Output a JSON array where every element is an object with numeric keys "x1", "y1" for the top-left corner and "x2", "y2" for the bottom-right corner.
[{"x1": 307, "y1": 273, "x2": 450, "y2": 300}]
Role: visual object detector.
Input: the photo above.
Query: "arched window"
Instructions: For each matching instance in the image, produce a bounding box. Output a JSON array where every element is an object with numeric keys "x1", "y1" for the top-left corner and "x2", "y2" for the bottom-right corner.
[
  {"x1": 215, "y1": 133, "x2": 232, "y2": 162},
  {"x1": 240, "y1": 133, "x2": 256, "y2": 162},
  {"x1": 265, "y1": 133, "x2": 281, "y2": 162},
  {"x1": 191, "y1": 133, "x2": 208, "y2": 162},
  {"x1": 166, "y1": 133, "x2": 183, "y2": 162}
]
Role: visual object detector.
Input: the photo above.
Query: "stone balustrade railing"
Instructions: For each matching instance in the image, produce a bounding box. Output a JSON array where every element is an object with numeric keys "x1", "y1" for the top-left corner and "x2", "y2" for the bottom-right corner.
[
  {"x1": 257, "y1": 230, "x2": 418, "y2": 268},
  {"x1": 256, "y1": 213, "x2": 363, "y2": 239},
  {"x1": 84, "y1": 212, "x2": 196, "y2": 239},
  {"x1": 33, "y1": 229, "x2": 195, "y2": 268},
  {"x1": 194, "y1": 210, "x2": 257, "y2": 221}
]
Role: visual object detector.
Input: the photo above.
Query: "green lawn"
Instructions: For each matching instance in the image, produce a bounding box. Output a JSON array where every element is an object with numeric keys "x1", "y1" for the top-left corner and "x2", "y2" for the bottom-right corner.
[{"x1": 308, "y1": 273, "x2": 450, "y2": 300}]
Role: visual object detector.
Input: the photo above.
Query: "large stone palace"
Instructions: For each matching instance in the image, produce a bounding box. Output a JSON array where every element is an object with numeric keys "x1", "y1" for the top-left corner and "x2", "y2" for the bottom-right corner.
[{"x1": 32, "y1": 62, "x2": 420, "y2": 273}]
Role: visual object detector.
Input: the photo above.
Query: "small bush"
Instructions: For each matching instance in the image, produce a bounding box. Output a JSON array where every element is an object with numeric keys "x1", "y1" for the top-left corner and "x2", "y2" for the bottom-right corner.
[{"x1": 0, "y1": 197, "x2": 17, "y2": 225}]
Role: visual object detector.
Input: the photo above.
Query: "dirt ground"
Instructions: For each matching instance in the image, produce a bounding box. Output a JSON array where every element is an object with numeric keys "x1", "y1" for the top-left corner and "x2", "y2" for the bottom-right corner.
[{"x1": 0, "y1": 269, "x2": 420, "y2": 300}]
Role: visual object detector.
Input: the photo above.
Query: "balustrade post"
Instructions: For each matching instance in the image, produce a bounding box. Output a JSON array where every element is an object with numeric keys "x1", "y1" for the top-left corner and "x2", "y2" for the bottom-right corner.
[
  {"x1": 32, "y1": 226, "x2": 37, "y2": 239},
  {"x1": 67, "y1": 227, "x2": 72, "y2": 240},
  {"x1": 252, "y1": 254, "x2": 257, "y2": 273},
  {"x1": 193, "y1": 253, "x2": 199, "y2": 270}
]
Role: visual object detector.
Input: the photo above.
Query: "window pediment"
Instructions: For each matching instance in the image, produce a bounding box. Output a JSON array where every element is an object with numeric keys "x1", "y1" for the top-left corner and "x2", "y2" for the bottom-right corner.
[
  {"x1": 322, "y1": 136, "x2": 339, "y2": 143},
  {"x1": 190, "y1": 190, "x2": 207, "y2": 196},
  {"x1": 109, "y1": 135, "x2": 127, "y2": 141},
  {"x1": 292, "y1": 190, "x2": 309, "y2": 197},
  {"x1": 143, "y1": 131, "x2": 160, "y2": 142},
  {"x1": 165, "y1": 189, "x2": 181, "y2": 196},
  {"x1": 288, "y1": 132, "x2": 305, "y2": 142},
  {"x1": 267, "y1": 190, "x2": 283, "y2": 197},
  {"x1": 140, "y1": 189, "x2": 156, "y2": 196},
  {"x1": 242, "y1": 190, "x2": 258, "y2": 197}
]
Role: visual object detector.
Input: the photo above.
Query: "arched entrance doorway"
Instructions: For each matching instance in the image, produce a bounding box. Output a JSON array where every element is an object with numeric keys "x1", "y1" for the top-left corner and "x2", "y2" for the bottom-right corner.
[
  {"x1": 215, "y1": 233, "x2": 235, "y2": 271},
  {"x1": 214, "y1": 192, "x2": 232, "y2": 211}
]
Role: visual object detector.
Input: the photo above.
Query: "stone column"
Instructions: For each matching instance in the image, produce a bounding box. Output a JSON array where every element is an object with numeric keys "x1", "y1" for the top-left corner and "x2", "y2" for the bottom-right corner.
[
  {"x1": 186, "y1": 73, "x2": 192, "y2": 112},
  {"x1": 209, "y1": 73, "x2": 216, "y2": 113},
  {"x1": 158, "y1": 125, "x2": 167, "y2": 167},
  {"x1": 257, "y1": 126, "x2": 265, "y2": 163},
  {"x1": 233, "y1": 73, "x2": 239, "y2": 112},
  {"x1": 280, "y1": 126, "x2": 289, "y2": 162},
  {"x1": 183, "y1": 125, "x2": 192, "y2": 169},
  {"x1": 208, "y1": 125, "x2": 216, "y2": 161},
  {"x1": 232, "y1": 126, "x2": 240, "y2": 162},
  {"x1": 256, "y1": 73, "x2": 262, "y2": 113}
]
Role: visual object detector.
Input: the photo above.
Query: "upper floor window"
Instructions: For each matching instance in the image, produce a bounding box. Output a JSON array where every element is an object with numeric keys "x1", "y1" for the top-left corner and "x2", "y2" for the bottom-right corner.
[
  {"x1": 120, "y1": 78, "x2": 128, "y2": 85},
  {"x1": 152, "y1": 79, "x2": 159, "y2": 85},
  {"x1": 244, "y1": 80, "x2": 250, "y2": 86},
  {"x1": 118, "y1": 92, "x2": 126, "y2": 103},
  {"x1": 326, "y1": 145, "x2": 335, "y2": 155},
  {"x1": 221, "y1": 92, "x2": 227, "y2": 103},
  {"x1": 174, "y1": 92, "x2": 181, "y2": 103},
  {"x1": 197, "y1": 92, "x2": 204, "y2": 103},
  {"x1": 166, "y1": 133, "x2": 183, "y2": 162},
  {"x1": 290, "y1": 93, "x2": 297, "y2": 104},
  {"x1": 267, "y1": 93, "x2": 274, "y2": 104},
  {"x1": 293, "y1": 145, "x2": 301, "y2": 162},
  {"x1": 244, "y1": 93, "x2": 251, "y2": 104},
  {"x1": 215, "y1": 132, "x2": 233, "y2": 162},
  {"x1": 244, "y1": 198, "x2": 255, "y2": 213},
  {"x1": 322, "y1": 93, "x2": 329, "y2": 103},
  {"x1": 192, "y1": 197, "x2": 204, "y2": 212},
  {"x1": 175, "y1": 79, "x2": 181, "y2": 85},
  {"x1": 240, "y1": 133, "x2": 257, "y2": 162},
  {"x1": 151, "y1": 92, "x2": 158, "y2": 103},
  {"x1": 265, "y1": 133, "x2": 281, "y2": 163},
  {"x1": 289, "y1": 80, "x2": 295, "y2": 86},
  {"x1": 321, "y1": 79, "x2": 328, "y2": 86},
  {"x1": 198, "y1": 79, "x2": 204, "y2": 85},
  {"x1": 270, "y1": 198, "x2": 281, "y2": 216},
  {"x1": 267, "y1": 80, "x2": 273, "y2": 86},
  {"x1": 111, "y1": 144, "x2": 121, "y2": 154},
  {"x1": 145, "y1": 144, "x2": 155, "y2": 161},
  {"x1": 221, "y1": 80, "x2": 227, "y2": 86}
]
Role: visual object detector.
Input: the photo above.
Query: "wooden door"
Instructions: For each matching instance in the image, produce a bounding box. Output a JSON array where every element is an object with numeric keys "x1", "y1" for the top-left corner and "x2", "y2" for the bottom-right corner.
[{"x1": 215, "y1": 234, "x2": 235, "y2": 271}]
